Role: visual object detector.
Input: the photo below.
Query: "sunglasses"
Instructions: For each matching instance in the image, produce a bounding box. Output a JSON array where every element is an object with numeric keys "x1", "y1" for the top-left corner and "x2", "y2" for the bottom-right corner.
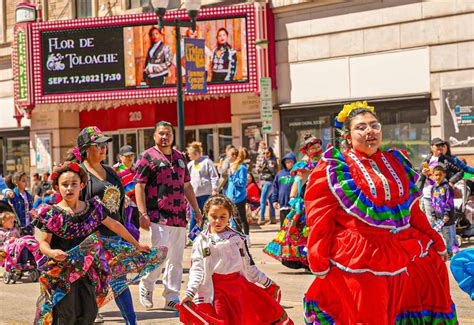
[{"x1": 90, "y1": 143, "x2": 108, "y2": 149}]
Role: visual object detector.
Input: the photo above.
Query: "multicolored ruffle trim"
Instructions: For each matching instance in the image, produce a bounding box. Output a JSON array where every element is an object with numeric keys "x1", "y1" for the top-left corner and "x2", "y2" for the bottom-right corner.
[
  {"x1": 324, "y1": 147, "x2": 421, "y2": 229},
  {"x1": 395, "y1": 304, "x2": 458, "y2": 325},
  {"x1": 263, "y1": 241, "x2": 307, "y2": 264},
  {"x1": 304, "y1": 297, "x2": 335, "y2": 325}
]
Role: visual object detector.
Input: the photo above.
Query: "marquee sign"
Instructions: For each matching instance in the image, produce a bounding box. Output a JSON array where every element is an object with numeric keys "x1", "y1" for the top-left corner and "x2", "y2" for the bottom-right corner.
[
  {"x1": 30, "y1": 4, "x2": 258, "y2": 104},
  {"x1": 12, "y1": 23, "x2": 34, "y2": 108}
]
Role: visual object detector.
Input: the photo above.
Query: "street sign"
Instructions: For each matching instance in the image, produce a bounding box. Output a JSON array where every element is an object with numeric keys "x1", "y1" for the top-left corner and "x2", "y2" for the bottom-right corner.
[{"x1": 260, "y1": 77, "x2": 272, "y2": 133}]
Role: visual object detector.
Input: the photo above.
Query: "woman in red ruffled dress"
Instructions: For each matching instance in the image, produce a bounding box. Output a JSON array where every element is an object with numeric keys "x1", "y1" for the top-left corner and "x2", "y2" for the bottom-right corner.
[{"x1": 303, "y1": 102, "x2": 457, "y2": 324}]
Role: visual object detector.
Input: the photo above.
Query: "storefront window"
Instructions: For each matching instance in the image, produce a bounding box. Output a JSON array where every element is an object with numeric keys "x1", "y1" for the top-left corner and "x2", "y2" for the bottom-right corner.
[
  {"x1": 109, "y1": 134, "x2": 120, "y2": 165},
  {"x1": 76, "y1": 0, "x2": 92, "y2": 18},
  {"x1": 5, "y1": 138, "x2": 30, "y2": 175},
  {"x1": 218, "y1": 128, "x2": 232, "y2": 158},
  {"x1": 281, "y1": 99, "x2": 430, "y2": 167},
  {"x1": 143, "y1": 129, "x2": 155, "y2": 152},
  {"x1": 185, "y1": 130, "x2": 196, "y2": 147},
  {"x1": 199, "y1": 128, "x2": 214, "y2": 160},
  {"x1": 128, "y1": 0, "x2": 146, "y2": 9},
  {"x1": 242, "y1": 122, "x2": 263, "y2": 165}
]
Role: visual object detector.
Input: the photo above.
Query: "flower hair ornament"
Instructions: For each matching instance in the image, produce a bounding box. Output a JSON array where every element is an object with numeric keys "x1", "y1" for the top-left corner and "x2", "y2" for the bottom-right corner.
[
  {"x1": 334, "y1": 101, "x2": 375, "y2": 128},
  {"x1": 334, "y1": 101, "x2": 375, "y2": 149},
  {"x1": 72, "y1": 146, "x2": 84, "y2": 163},
  {"x1": 50, "y1": 161, "x2": 82, "y2": 182}
]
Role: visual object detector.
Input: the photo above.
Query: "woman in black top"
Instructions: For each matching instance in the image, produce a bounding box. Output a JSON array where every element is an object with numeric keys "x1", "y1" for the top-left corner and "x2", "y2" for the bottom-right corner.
[
  {"x1": 69, "y1": 126, "x2": 137, "y2": 325},
  {"x1": 258, "y1": 147, "x2": 279, "y2": 225}
]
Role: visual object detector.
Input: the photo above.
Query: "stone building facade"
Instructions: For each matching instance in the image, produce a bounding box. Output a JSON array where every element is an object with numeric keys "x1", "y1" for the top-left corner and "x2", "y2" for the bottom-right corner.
[{"x1": 272, "y1": 0, "x2": 474, "y2": 165}]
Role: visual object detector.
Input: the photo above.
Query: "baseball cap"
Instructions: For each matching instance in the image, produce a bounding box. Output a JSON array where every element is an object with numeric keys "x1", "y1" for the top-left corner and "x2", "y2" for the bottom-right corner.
[
  {"x1": 77, "y1": 126, "x2": 111, "y2": 148},
  {"x1": 430, "y1": 137, "x2": 446, "y2": 146},
  {"x1": 119, "y1": 145, "x2": 135, "y2": 156}
]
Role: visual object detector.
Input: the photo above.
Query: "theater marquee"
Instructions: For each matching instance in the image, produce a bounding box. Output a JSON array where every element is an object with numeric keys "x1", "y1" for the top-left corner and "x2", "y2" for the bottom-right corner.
[{"x1": 28, "y1": 4, "x2": 258, "y2": 104}]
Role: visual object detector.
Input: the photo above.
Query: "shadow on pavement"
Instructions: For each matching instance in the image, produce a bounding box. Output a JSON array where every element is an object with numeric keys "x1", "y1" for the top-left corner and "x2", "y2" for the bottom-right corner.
[{"x1": 101, "y1": 310, "x2": 178, "y2": 321}]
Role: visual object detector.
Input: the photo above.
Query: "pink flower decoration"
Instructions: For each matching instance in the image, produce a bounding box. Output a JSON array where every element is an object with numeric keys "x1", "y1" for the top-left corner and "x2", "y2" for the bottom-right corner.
[
  {"x1": 46, "y1": 215, "x2": 63, "y2": 233},
  {"x1": 91, "y1": 136, "x2": 97, "y2": 141},
  {"x1": 68, "y1": 272, "x2": 81, "y2": 283},
  {"x1": 83, "y1": 254, "x2": 94, "y2": 271},
  {"x1": 72, "y1": 146, "x2": 83, "y2": 162}
]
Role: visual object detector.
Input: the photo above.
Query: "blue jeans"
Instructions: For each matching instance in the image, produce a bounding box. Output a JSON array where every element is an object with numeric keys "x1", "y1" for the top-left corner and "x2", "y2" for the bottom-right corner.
[
  {"x1": 260, "y1": 181, "x2": 275, "y2": 221},
  {"x1": 115, "y1": 288, "x2": 136, "y2": 325},
  {"x1": 190, "y1": 195, "x2": 210, "y2": 231},
  {"x1": 441, "y1": 224, "x2": 456, "y2": 255}
]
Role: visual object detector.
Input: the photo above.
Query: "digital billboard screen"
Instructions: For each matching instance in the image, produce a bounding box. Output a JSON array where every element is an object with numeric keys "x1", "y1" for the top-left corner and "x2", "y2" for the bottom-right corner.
[{"x1": 41, "y1": 17, "x2": 248, "y2": 95}]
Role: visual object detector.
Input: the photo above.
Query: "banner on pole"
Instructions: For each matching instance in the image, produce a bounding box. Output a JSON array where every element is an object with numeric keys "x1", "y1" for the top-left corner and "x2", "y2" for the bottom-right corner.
[{"x1": 184, "y1": 38, "x2": 207, "y2": 94}]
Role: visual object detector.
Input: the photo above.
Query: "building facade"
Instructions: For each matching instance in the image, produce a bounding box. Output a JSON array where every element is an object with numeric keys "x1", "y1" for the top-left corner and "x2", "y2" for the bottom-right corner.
[
  {"x1": 0, "y1": 0, "x2": 31, "y2": 177},
  {"x1": 272, "y1": 0, "x2": 474, "y2": 166},
  {"x1": 9, "y1": 0, "x2": 275, "y2": 174}
]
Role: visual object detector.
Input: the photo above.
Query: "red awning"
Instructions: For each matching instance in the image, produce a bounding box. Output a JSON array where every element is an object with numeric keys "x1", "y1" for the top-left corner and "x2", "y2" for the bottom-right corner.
[{"x1": 79, "y1": 97, "x2": 231, "y2": 131}]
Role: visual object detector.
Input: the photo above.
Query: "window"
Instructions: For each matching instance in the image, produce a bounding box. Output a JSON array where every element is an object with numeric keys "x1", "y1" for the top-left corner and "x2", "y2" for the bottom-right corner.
[
  {"x1": 76, "y1": 0, "x2": 92, "y2": 18},
  {"x1": 198, "y1": 128, "x2": 214, "y2": 160},
  {"x1": 218, "y1": 127, "x2": 232, "y2": 159},
  {"x1": 0, "y1": 0, "x2": 5, "y2": 43},
  {"x1": 281, "y1": 99, "x2": 430, "y2": 167},
  {"x1": 128, "y1": 0, "x2": 147, "y2": 9}
]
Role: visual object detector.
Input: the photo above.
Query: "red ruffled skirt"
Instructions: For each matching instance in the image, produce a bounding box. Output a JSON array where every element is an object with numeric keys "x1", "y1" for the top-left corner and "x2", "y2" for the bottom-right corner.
[
  {"x1": 304, "y1": 227, "x2": 458, "y2": 324},
  {"x1": 181, "y1": 272, "x2": 293, "y2": 325}
]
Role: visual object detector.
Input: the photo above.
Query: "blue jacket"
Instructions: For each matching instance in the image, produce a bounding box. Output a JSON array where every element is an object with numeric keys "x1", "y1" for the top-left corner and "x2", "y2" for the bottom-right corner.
[
  {"x1": 3, "y1": 187, "x2": 33, "y2": 226},
  {"x1": 271, "y1": 152, "x2": 296, "y2": 209},
  {"x1": 225, "y1": 163, "x2": 248, "y2": 204}
]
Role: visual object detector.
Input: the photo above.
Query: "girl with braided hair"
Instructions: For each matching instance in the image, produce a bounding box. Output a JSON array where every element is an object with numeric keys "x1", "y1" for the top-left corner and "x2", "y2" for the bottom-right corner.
[{"x1": 179, "y1": 194, "x2": 293, "y2": 325}]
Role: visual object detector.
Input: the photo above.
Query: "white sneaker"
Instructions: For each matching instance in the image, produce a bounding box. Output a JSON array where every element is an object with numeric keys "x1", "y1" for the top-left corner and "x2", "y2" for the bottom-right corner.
[
  {"x1": 139, "y1": 282, "x2": 153, "y2": 309},
  {"x1": 164, "y1": 300, "x2": 179, "y2": 311},
  {"x1": 94, "y1": 313, "x2": 104, "y2": 323}
]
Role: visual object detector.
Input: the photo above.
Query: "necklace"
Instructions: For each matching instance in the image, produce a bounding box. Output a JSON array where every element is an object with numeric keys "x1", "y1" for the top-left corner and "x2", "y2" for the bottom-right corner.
[{"x1": 155, "y1": 145, "x2": 174, "y2": 171}]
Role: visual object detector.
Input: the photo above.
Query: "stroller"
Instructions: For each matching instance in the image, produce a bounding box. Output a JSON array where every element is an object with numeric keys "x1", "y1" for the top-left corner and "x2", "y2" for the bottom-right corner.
[
  {"x1": 454, "y1": 178, "x2": 474, "y2": 248},
  {"x1": 0, "y1": 201, "x2": 41, "y2": 284}
]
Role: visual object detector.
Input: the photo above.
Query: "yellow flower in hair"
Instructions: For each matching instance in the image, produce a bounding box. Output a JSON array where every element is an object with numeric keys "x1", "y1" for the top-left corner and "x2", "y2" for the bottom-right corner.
[{"x1": 336, "y1": 101, "x2": 375, "y2": 124}]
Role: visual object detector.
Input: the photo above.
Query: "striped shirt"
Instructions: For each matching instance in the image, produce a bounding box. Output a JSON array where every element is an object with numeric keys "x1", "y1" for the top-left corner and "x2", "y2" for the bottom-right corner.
[{"x1": 113, "y1": 162, "x2": 136, "y2": 205}]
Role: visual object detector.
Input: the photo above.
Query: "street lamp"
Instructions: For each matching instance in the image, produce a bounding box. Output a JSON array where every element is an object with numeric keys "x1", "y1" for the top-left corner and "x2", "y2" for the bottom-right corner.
[{"x1": 149, "y1": 0, "x2": 202, "y2": 151}]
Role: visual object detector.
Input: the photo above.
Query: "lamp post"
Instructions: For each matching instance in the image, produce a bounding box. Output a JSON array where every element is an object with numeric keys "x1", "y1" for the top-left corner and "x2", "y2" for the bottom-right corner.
[{"x1": 149, "y1": 0, "x2": 201, "y2": 151}]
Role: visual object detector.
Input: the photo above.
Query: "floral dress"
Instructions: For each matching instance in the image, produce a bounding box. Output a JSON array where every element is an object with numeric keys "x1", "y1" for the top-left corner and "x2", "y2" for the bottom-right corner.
[
  {"x1": 31, "y1": 197, "x2": 167, "y2": 325},
  {"x1": 263, "y1": 160, "x2": 317, "y2": 267}
]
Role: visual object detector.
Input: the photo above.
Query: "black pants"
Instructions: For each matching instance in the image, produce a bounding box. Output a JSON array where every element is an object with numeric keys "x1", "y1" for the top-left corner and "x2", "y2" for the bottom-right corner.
[
  {"x1": 235, "y1": 200, "x2": 249, "y2": 235},
  {"x1": 280, "y1": 209, "x2": 291, "y2": 228},
  {"x1": 52, "y1": 277, "x2": 98, "y2": 325},
  {"x1": 131, "y1": 206, "x2": 140, "y2": 229}
]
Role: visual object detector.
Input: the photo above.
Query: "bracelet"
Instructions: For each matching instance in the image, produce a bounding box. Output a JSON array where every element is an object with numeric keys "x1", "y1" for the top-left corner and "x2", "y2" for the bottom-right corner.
[{"x1": 139, "y1": 211, "x2": 148, "y2": 217}]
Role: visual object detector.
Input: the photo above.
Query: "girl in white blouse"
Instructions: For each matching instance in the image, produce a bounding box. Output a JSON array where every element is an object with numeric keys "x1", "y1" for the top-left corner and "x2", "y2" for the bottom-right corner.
[{"x1": 180, "y1": 195, "x2": 293, "y2": 325}]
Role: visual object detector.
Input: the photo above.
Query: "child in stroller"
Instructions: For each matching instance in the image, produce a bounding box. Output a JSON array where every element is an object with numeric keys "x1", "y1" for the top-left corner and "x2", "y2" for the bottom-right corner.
[
  {"x1": 0, "y1": 202, "x2": 41, "y2": 284},
  {"x1": 455, "y1": 177, "x2": 474, "y2": 247}
]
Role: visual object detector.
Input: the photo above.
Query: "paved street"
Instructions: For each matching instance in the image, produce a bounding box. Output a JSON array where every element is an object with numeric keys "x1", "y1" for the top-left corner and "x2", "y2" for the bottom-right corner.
[{"x1": 1, "y1": 224, "x2": 473, "y2": 325}]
